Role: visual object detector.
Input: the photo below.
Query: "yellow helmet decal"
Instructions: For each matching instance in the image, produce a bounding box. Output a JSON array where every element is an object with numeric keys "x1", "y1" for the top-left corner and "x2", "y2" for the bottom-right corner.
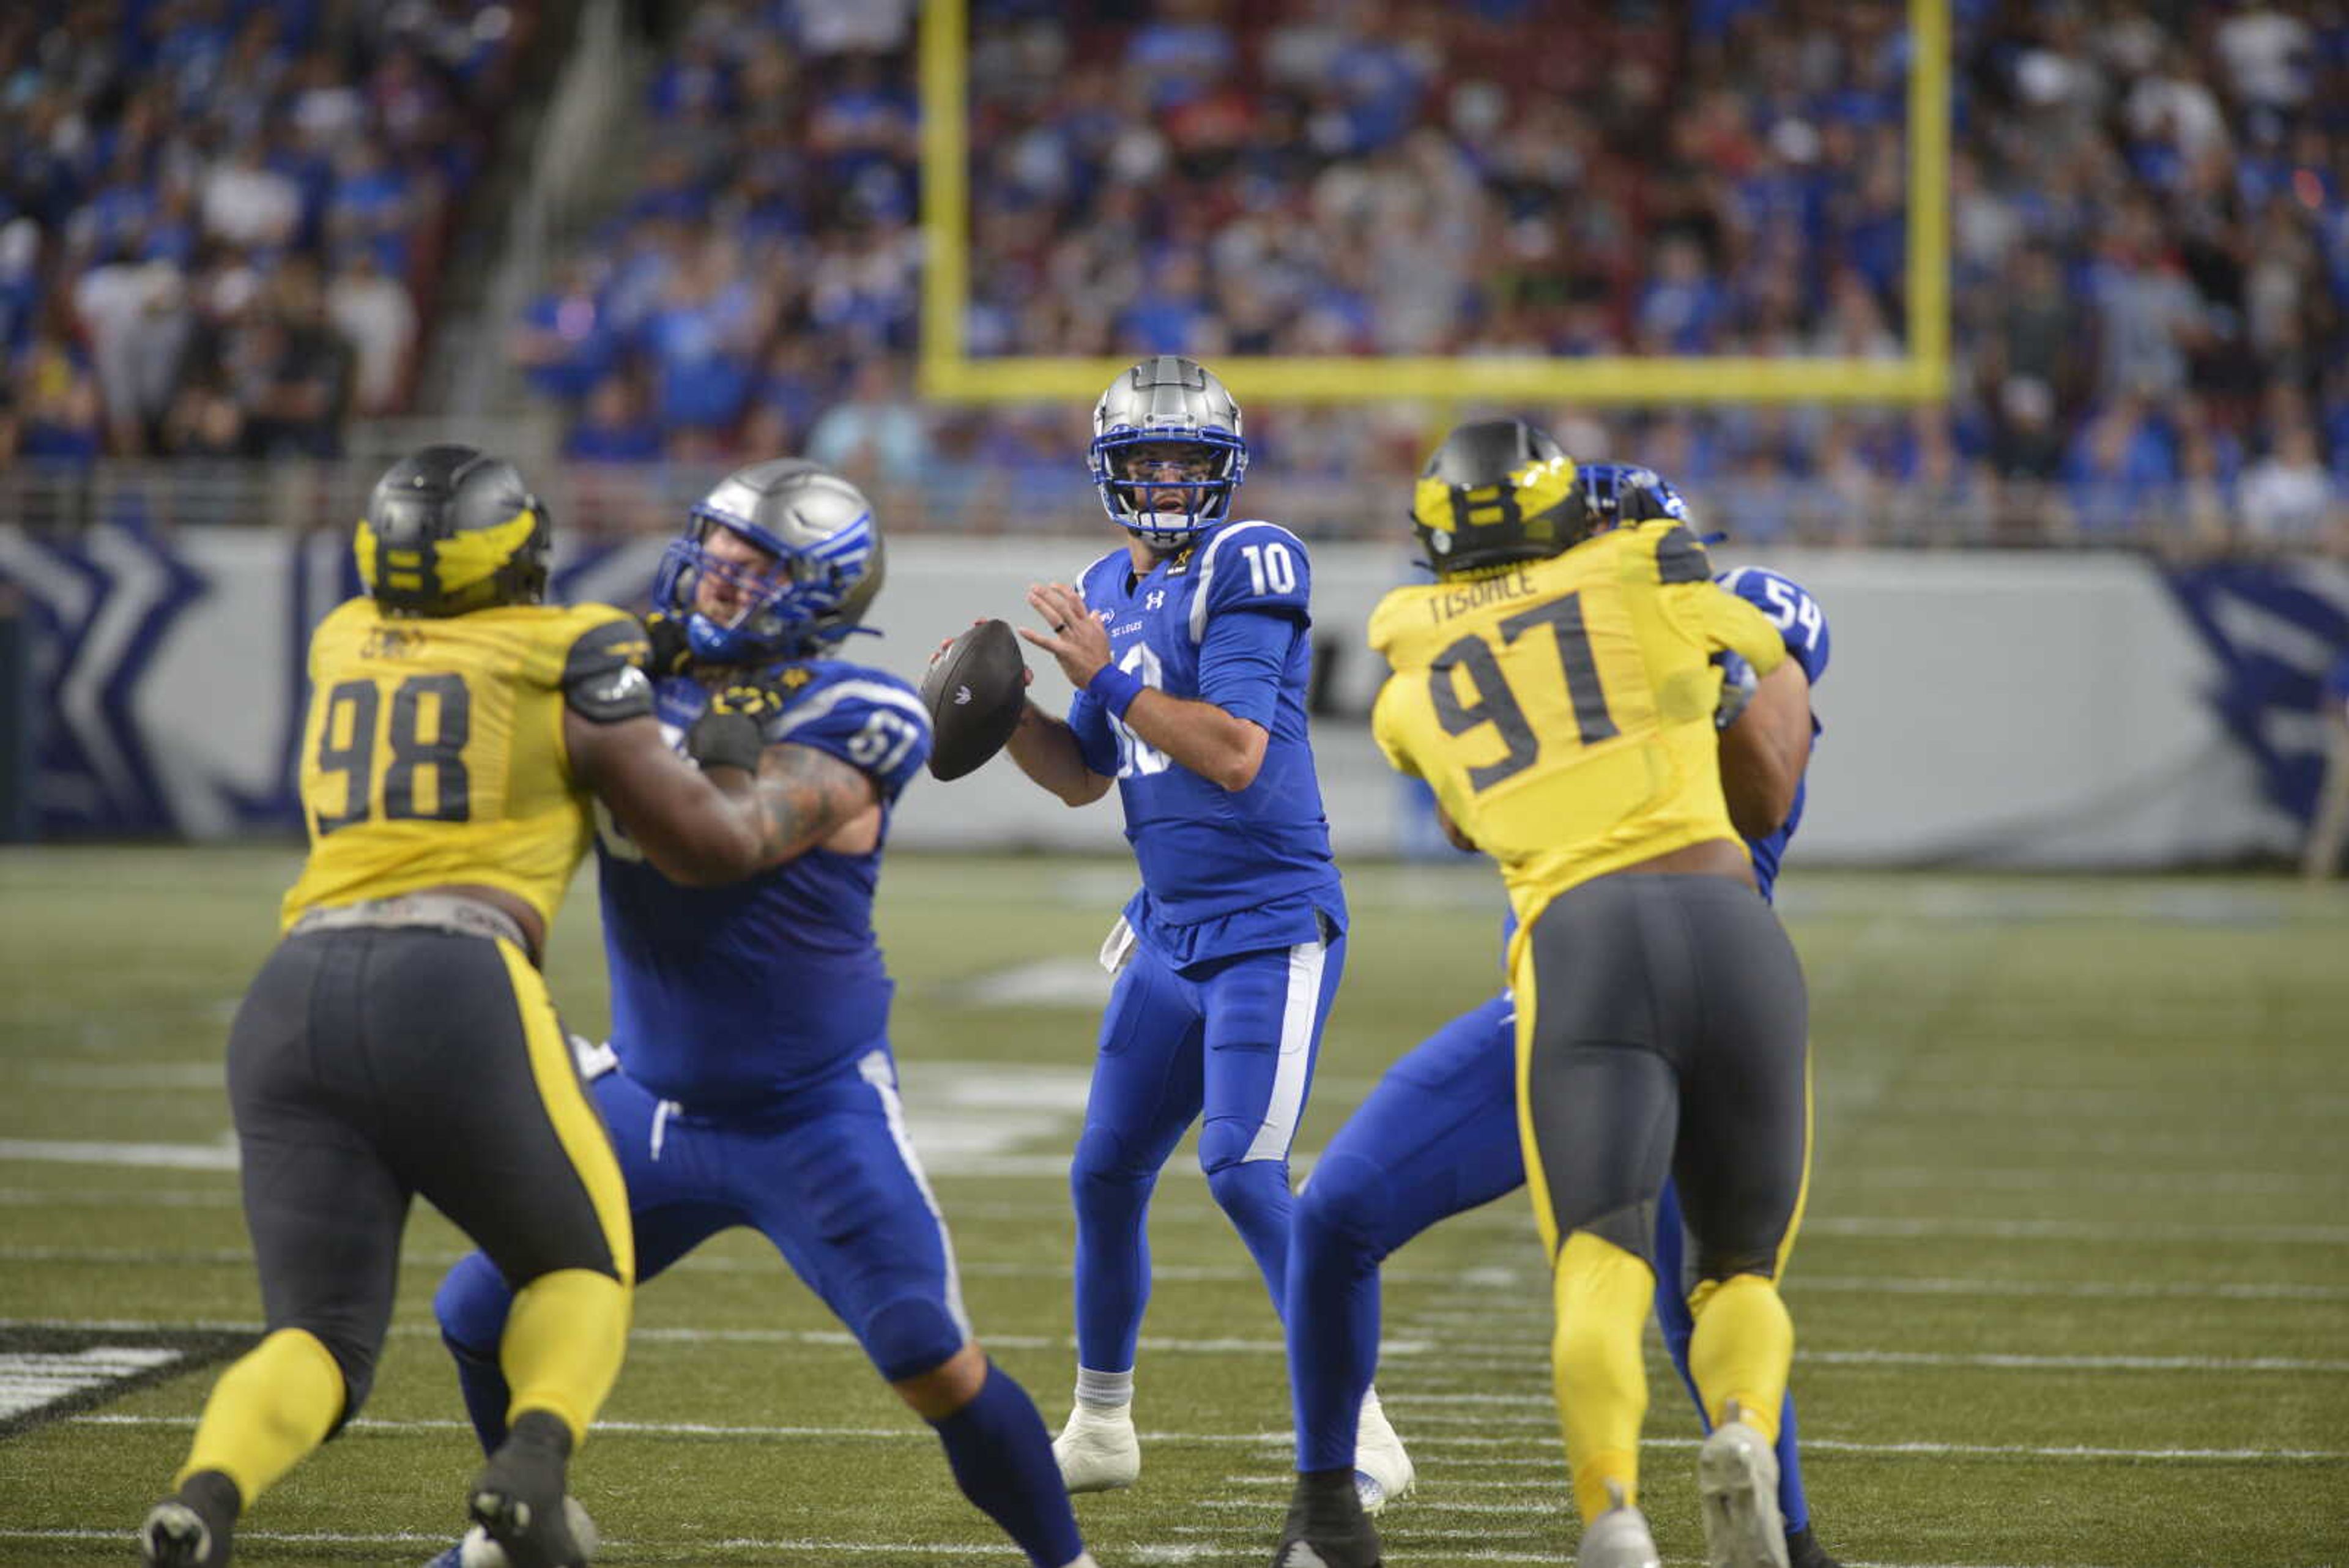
[
  {"x1": 355, "y1": 508, "x2": 538, "y2": 600},
  {"x1": 1412, "y1": 454, "x2": 1579, "y2": 555}
]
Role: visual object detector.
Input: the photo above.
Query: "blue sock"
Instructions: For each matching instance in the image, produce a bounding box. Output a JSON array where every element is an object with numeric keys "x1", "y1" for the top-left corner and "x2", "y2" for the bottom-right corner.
[
  {"x1": 1653, "y1": 1182, "x2": 1706, "y2": 1414},
  {"x1": 1204, "y1": 1156, "x2": 1295, "y2": 1315},
  {"x1": 1775, "y1": 1391, "x2": 1813, "y2": 1534},
  {"x1": 442, "y1": 1330, "x2": 510, "y2": 1456},
  {"x1": 432, "y1": 1252, "x2": 516, "y2": 1454},
  {"x1": 1286, "y1": 1154, "x2": 1384, "y2": 1473},
  {"x1": 932, "y1": 1362, "x2": 1086, "y2": 1568}
]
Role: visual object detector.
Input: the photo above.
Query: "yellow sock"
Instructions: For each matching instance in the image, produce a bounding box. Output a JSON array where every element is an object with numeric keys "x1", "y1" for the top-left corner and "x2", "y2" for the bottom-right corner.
[
  {"x1": 176, "y1": 1328, "x2": 345, "y2": 1503},
  {"x1": 502, "y1": 1268, "x2": 631, "y2": 1444},
  {"x1": 1551, "y1": 1230, "x2": 1655, "y2": 1524},
  {"x1": 1687, "y1": 1273, "x2": 1793, "y2": 1443}
]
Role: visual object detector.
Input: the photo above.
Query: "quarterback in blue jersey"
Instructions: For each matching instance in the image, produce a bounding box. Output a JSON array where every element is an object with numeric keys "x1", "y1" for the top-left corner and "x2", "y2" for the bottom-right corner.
[
  {"x1": 428, "y1": 461, "x2": 1096, "y2": 1568},
  {"x1": 1000, "y1": 355, "x2": 1409, "y2": 1505},
  {"x1": 1274, "y1": 465, "x2": 1839, "y2": 1568}
]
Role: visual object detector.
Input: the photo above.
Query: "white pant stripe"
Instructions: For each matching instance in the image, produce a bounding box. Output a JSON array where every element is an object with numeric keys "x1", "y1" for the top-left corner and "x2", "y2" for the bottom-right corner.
[
  {"x1": 856, "y1": 1050, "x2": 973, "y2": 1344},
  {"x1": 1242, "y1": 938, "x2": 1326, "y2": 1163}
]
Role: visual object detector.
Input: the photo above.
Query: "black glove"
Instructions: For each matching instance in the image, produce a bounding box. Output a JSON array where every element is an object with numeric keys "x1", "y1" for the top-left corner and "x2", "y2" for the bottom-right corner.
[
  {"x1": 641, "y1": 611, "x2": 695, "y2": 678},
  {"x1": 686, "y1": 682, "x2": 787, "y2": 773}
]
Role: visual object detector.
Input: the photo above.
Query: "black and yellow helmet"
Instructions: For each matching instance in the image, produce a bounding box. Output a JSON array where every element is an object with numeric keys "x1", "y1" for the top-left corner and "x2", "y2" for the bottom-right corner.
[
  {"x1": 355, "y1": 444, "x2": 551, "y2": 617},
  {"x1": 1410, "y1": 418, "x2": 1590, "y2": 576}
]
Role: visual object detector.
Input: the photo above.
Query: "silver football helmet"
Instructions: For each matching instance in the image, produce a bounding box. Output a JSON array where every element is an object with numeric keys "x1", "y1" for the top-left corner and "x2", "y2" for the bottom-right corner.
[
  {"x1": 650, "y1": 459, "x2": 885, "y2": 661},
  {"x1": 1088, "y1": 355, "x2": 1249, "y2": 548}
]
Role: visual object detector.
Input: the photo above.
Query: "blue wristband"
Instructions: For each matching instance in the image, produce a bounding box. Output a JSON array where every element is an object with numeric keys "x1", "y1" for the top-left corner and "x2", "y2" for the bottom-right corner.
[{"x1": 1086, "y1": 662, "x2": 1145, "y2": 720}]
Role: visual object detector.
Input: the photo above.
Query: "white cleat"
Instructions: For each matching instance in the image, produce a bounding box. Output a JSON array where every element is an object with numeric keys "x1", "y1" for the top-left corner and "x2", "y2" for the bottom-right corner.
[
  {"x1": 1351, "y1": 1394, "x2": 1414, "y2": 1515},
  {"x1": 1576, "y1": 1483, "x2": 1661, "y2": 1568},
  {"x1": 442, "y1": 1498, "x2": 599, "y2": 1567},
  {"x1": 1698, "y1": 1403, "x2": 1791, "y2": 1568},
  {"x1": 1053, "y1": 1402, "x2": 1140, "y2": 1493}
]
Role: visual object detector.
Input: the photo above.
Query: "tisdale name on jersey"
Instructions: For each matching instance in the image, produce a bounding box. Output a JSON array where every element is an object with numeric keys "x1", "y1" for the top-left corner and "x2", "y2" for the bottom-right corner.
[{"x1": 1425, "y1": 564, "x2": 1539, "y2": 623}]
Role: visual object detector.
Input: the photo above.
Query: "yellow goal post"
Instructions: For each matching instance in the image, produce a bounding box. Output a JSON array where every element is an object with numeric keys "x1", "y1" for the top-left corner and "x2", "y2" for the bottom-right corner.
[{"x1": 918, "y1": 0, "x2": 1948, "y2": 407}]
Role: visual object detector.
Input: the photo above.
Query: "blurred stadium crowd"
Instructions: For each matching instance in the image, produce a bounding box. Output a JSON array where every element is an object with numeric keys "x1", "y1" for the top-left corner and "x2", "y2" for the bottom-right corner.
[
  {"x1": 4, "y1": 0, "x2": 2345, "y2": 550},
  {"x1": 0, "y1": 0, "x2": 530, "y2": 459}
]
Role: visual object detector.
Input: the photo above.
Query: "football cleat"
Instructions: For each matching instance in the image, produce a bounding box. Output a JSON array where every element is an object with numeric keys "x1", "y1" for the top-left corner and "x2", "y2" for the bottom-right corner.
[
  {"x1": 138, "y1": 1501, "x2": 217, "y2": 1568},
  {"x1": 141, "y1": 1472, "x2": 237, "y2": 1568},
  {"x1": 1698, "y1": 1402, "x2": 1791, "y2": 1568},
  {"x1": 1352, "y1": 1394, "x2": 1414, "y2": 1515},
  {"x1": 1052, "y1": 1401, "x2": 1140, "y2": 1493},
  {"x1": 1270, "y1": 1472, "x2": 1382, "y2": 1568},
  {"x1": 468, "y1": 1413, "x2": 585, "y2": 1568},
  {"x1": 1784, "y1": 1524, "x2": 1843, "y2": 1568},
  {"x1": 1575, "y1": 1483, "x2": 1661, "y2": 1568},
  {"x1": 425, "y1": 1499, "x2": 599, "y2": 1568}
]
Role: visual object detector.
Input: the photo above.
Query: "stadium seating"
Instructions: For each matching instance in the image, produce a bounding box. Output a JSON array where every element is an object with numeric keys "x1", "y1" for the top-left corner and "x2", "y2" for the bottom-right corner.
[
  {"x1": 1, "y1": 0, "x2": 534, "y2": 460},
  {"x1": 4, "y1": 1, "x2": 2341, "y2": 550}
]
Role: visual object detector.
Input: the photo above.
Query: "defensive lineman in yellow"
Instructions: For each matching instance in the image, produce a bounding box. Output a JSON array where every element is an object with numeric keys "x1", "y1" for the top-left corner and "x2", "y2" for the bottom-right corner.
[
  {"x1": 1368, "y1": 420, "x2": 1813, "y2": 1568},
  {"x1": 140, "y1": 445, "x2": 802, "y2": 1568}
]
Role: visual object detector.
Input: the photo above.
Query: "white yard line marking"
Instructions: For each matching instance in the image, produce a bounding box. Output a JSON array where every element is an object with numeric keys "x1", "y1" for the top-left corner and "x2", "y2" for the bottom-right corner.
[
  {"x1": 0, "y1": 1188, "x2": 241, "y2": 1208},
  {"x1": 1843, "y1": 1165, "x2": 2348, "y2": 1197},
  {"x1": 1789, "y1": 1274, "x2": 2349, "y2": 1303},
  {"x1": 0, "y1": 1138, "x2": 237, "y2": 1170}
]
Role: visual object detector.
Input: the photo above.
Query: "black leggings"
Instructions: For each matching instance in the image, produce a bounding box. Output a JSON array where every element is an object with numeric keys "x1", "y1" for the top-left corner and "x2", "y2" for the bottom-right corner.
[
  {"x1": 227, "y1": 926, "x2": 626, "y2": 1419},
  {"x1": 1516, "y1": 872, "x2": 1809, "y2": 1281}
]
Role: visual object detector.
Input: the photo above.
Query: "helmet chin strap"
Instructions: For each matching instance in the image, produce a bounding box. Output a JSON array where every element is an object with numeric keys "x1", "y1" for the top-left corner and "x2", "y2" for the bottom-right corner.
[{"x1": 1127, "y1": 513, "x2": 1197, "y2": 548}]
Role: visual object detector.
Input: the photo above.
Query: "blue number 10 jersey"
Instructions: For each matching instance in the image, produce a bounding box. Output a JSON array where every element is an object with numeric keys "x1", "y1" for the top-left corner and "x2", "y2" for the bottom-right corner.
[
  {"x1": 1064, "y1": 518, "x2": 1346, "y2": 969},
  {"x1": 1715, "y1": 565, "x2": 1831, "y2": 900}
]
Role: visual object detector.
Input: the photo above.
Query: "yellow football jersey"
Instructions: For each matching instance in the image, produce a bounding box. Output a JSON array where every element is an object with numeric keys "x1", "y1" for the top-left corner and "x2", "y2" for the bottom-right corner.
[
  {"x1": 281, "y1": 597, "x2": 650, "y2": 932},
  {"x1": 1368, "y1": 522, "x2": 1787, "y2": 927}
]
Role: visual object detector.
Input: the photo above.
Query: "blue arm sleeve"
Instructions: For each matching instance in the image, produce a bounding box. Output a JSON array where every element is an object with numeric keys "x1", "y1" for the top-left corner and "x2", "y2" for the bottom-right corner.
[
  {"x1": 1198, "y1": 606, "x2": 1301, "y2": 729},
  {"x1": 1064, "y1": 689, "x2": 1123, "y2": 778}
]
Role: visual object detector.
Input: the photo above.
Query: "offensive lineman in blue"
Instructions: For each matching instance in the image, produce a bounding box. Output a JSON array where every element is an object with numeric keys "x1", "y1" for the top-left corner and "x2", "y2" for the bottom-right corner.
[
  {"x1": 1001, "y1": 356, "x2": 1411, "y2": 1506},
  {"x1": 428, "y1": 461, "x2": 1096, "y2": 1568},
  {"x1": 1272, "y1": 465, "x2": 1841, "y2": 1568}
]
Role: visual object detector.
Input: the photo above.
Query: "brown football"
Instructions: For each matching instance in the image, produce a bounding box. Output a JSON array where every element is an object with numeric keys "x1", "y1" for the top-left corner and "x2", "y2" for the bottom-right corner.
[{"x1": 918, "y1": 619, "x2": 1027, "y2": 780}]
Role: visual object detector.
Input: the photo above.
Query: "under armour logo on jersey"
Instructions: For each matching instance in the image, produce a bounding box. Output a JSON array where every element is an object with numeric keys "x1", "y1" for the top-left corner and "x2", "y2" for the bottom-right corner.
[{"x1": 1145, "y1": 590, "x2": 1167, "y2": 610}]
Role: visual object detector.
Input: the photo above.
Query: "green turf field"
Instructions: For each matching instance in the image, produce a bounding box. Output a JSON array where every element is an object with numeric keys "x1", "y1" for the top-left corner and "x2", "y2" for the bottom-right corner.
[{"x1": 2, "y1": 847, "x2": 2346, "y2": 1567}]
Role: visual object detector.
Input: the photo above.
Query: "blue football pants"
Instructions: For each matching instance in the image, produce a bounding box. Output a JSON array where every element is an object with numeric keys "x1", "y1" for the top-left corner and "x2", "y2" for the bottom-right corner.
[
  {"x1": 1071, "y1": 931, "x2": 1345, "y2": 1375},
  {"x1": 437, "y1": 1047, "x2": 970, "y2": 1397}
]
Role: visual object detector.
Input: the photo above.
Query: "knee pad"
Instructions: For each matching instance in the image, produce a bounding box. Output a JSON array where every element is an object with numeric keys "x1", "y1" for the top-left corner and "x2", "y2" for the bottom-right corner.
[
  {"x1": 432, "y1": 1252, "x2": 515, "y2": 1358},
  {"x1": 860, "y1": 1293, "x2": 969, "y2": 1386},
  {"x1": 1294, "y1": 1151, "x2": 1388, "y2": 1252},
  {"x1": 1693, "y1": 1247, "x2": 1780, "y2": 1284},
  {"x1": 1203, "y1": 1144, "x2": 1288, "y2": 1220},
  {"x1": 1575, "y1": 1198, "x2": 1658, "y2": 1269},
  {"x1": 1195, "y1": 1115, "x2": 1268, "y2": 1180},
  {"x1": 1069, "y1": 1124, "x2": 1154, "y2": 1194}
]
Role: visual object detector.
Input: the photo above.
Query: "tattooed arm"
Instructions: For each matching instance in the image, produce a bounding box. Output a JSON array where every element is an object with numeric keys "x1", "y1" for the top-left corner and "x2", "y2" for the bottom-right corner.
[{"x1": 743, "y1": 742, "x2": 883, "y2": 868}]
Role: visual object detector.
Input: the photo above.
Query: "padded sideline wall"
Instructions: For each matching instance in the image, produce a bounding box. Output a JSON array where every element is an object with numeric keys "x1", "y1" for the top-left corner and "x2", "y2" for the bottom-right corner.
[{"x1": 3, "y1": 525, "x2": 2338, "y2": 869}]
